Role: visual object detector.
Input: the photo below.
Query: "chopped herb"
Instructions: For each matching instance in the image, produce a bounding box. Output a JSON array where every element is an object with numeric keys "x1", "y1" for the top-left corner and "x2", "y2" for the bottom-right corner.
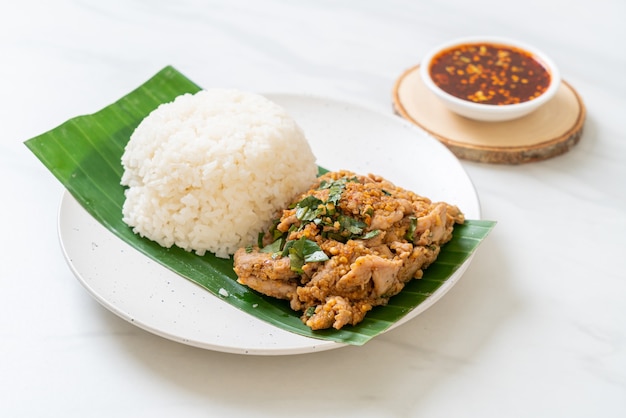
[
  {"x1": 260, "y1": 238, "x2": 284, "y2": 254},
  {"x1": 327, "y1": 182, "x2": 345, "y2": 205},
  {"x1": 405, "y1": 216, "x2": 418, "y2": 242},
  {"x1": 281, "y1": 239, "x2": 295, "y2": 255},
  {"x1": 339, "y1": 215, "x2": 366, "y2": 235},
  {"x1": 273, "y1": 229, "x2": 284, "y2": 241},
  {"x1": 288, "y1": 253, "x2": 304, "y2": 273},
  {"x1": 361, "y1": 229, "x2": 381, "y2": 240},
  {"x1": 318, "y1": 177, "x2": 358, "y2": 204},
  {"x1": 305, "y1": 306, "x2": 316, "y2": 317},
  {"x1": 295, "y1": 195, "x2": 324, "y2": 221},
  {"x1": 284, "y1": 236, "x2": 329, "y2": 272},
  {"x1": 325, "y1": 231, "x2": 345, "y2": 242},
  {"x1": 318, "y1": 177, "x2": 355, "y2": 190},
  {"x1": 304, "y1": 247, "x2": 330, "y2": 263},
  {"x1": 245, "y1": 245, "x2": 253, "y2": 254}
]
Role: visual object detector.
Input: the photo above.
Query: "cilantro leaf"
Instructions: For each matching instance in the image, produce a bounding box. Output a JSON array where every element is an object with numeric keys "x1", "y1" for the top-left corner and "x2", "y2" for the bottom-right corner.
[
  {"x1": 339, "y1": 215, "x2": 366, "y2": 235},
  {"x1": 295, "y1": 195, "x2": 324, "y2": 221},
  {"x1": 405, "y1": 216, "x2": 418, "y2": 242},
  {"x1": 285, "y1": 236, "x2": 329, "y2": 272},
  {"x1": 260, "y1": 238, "x2": 283, "y2": 254},
  {"x1": 360, "y1": 229, "x2": 381, "y2": 240}
]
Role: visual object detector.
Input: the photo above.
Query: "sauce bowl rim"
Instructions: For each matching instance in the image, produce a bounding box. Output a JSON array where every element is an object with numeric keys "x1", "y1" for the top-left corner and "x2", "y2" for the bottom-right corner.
[{"x1": 419, "y1": 36, "x2": 561, "y2": 116}]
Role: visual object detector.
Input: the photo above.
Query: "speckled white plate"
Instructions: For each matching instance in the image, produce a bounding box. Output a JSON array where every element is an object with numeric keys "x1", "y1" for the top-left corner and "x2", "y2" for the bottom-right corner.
[{"x1": 57, "y1": 93, "x2": 481, "y2": 355}]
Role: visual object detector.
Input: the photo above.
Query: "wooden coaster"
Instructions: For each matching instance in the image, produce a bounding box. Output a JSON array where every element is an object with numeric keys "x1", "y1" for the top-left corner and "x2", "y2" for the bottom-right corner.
[{"x1": 392, "y1": 65, "x2": 586, "y2": 164}]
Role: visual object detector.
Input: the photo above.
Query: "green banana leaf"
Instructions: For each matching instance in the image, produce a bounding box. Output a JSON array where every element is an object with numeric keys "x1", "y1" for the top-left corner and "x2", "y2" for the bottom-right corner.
[{"x1": 24, "y1": 66, "x2": 495, "y2": 346}]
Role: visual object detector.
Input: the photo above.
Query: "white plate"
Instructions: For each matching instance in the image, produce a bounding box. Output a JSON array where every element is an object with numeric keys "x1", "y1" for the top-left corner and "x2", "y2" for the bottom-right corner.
[{"x1": 57, "y1": 93, "x2": 481, "y2": 355}]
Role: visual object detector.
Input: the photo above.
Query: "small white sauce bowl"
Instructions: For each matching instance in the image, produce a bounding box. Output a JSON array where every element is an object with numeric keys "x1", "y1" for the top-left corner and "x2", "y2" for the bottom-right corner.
[{"x1": 419, "y1": 36, "x2": 561, "y2": 122}]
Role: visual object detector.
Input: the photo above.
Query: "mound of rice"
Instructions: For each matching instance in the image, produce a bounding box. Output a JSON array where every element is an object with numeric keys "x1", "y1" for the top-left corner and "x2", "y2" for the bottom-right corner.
[{"x1": 120, "y1": 89, "x2": 318, "y2": 258}]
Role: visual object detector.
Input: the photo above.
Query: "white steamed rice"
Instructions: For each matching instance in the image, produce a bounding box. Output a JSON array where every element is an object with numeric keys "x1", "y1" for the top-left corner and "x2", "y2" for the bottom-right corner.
[{"x1": 120, "y1": 89, "x2": 318, "y2": 258}]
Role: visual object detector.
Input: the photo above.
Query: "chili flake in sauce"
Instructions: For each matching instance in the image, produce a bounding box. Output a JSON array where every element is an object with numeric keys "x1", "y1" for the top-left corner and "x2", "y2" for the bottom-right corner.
[{"x1": 428, "y1": 43, "x2": 551, "y2": 105}]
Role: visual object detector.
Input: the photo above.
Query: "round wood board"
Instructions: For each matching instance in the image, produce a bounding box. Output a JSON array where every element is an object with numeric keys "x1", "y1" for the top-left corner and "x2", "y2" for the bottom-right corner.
[{"x1": 392, "y1": 65, "x2": 586, "y2": 164}]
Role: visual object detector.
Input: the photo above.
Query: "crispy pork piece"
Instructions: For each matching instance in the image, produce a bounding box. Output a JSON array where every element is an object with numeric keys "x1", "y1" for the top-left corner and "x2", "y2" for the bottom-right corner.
[
  {"x1": 233, "y1": 250, "x2": 301, "y2": 309},
  {"x1": 233, "y1": 170, "x2": 464, "y2": 330}
]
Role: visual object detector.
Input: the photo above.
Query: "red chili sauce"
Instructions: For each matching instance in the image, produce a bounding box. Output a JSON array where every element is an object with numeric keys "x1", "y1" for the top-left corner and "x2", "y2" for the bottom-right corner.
[{"x1": 428, "y1": 43, "x2": 551, "y2": 105}]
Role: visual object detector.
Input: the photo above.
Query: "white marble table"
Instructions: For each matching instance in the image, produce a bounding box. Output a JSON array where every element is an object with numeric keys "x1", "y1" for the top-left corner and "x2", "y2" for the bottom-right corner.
[{"x1": 2, "y1": 0, "x2": 625, "y2": 416}]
